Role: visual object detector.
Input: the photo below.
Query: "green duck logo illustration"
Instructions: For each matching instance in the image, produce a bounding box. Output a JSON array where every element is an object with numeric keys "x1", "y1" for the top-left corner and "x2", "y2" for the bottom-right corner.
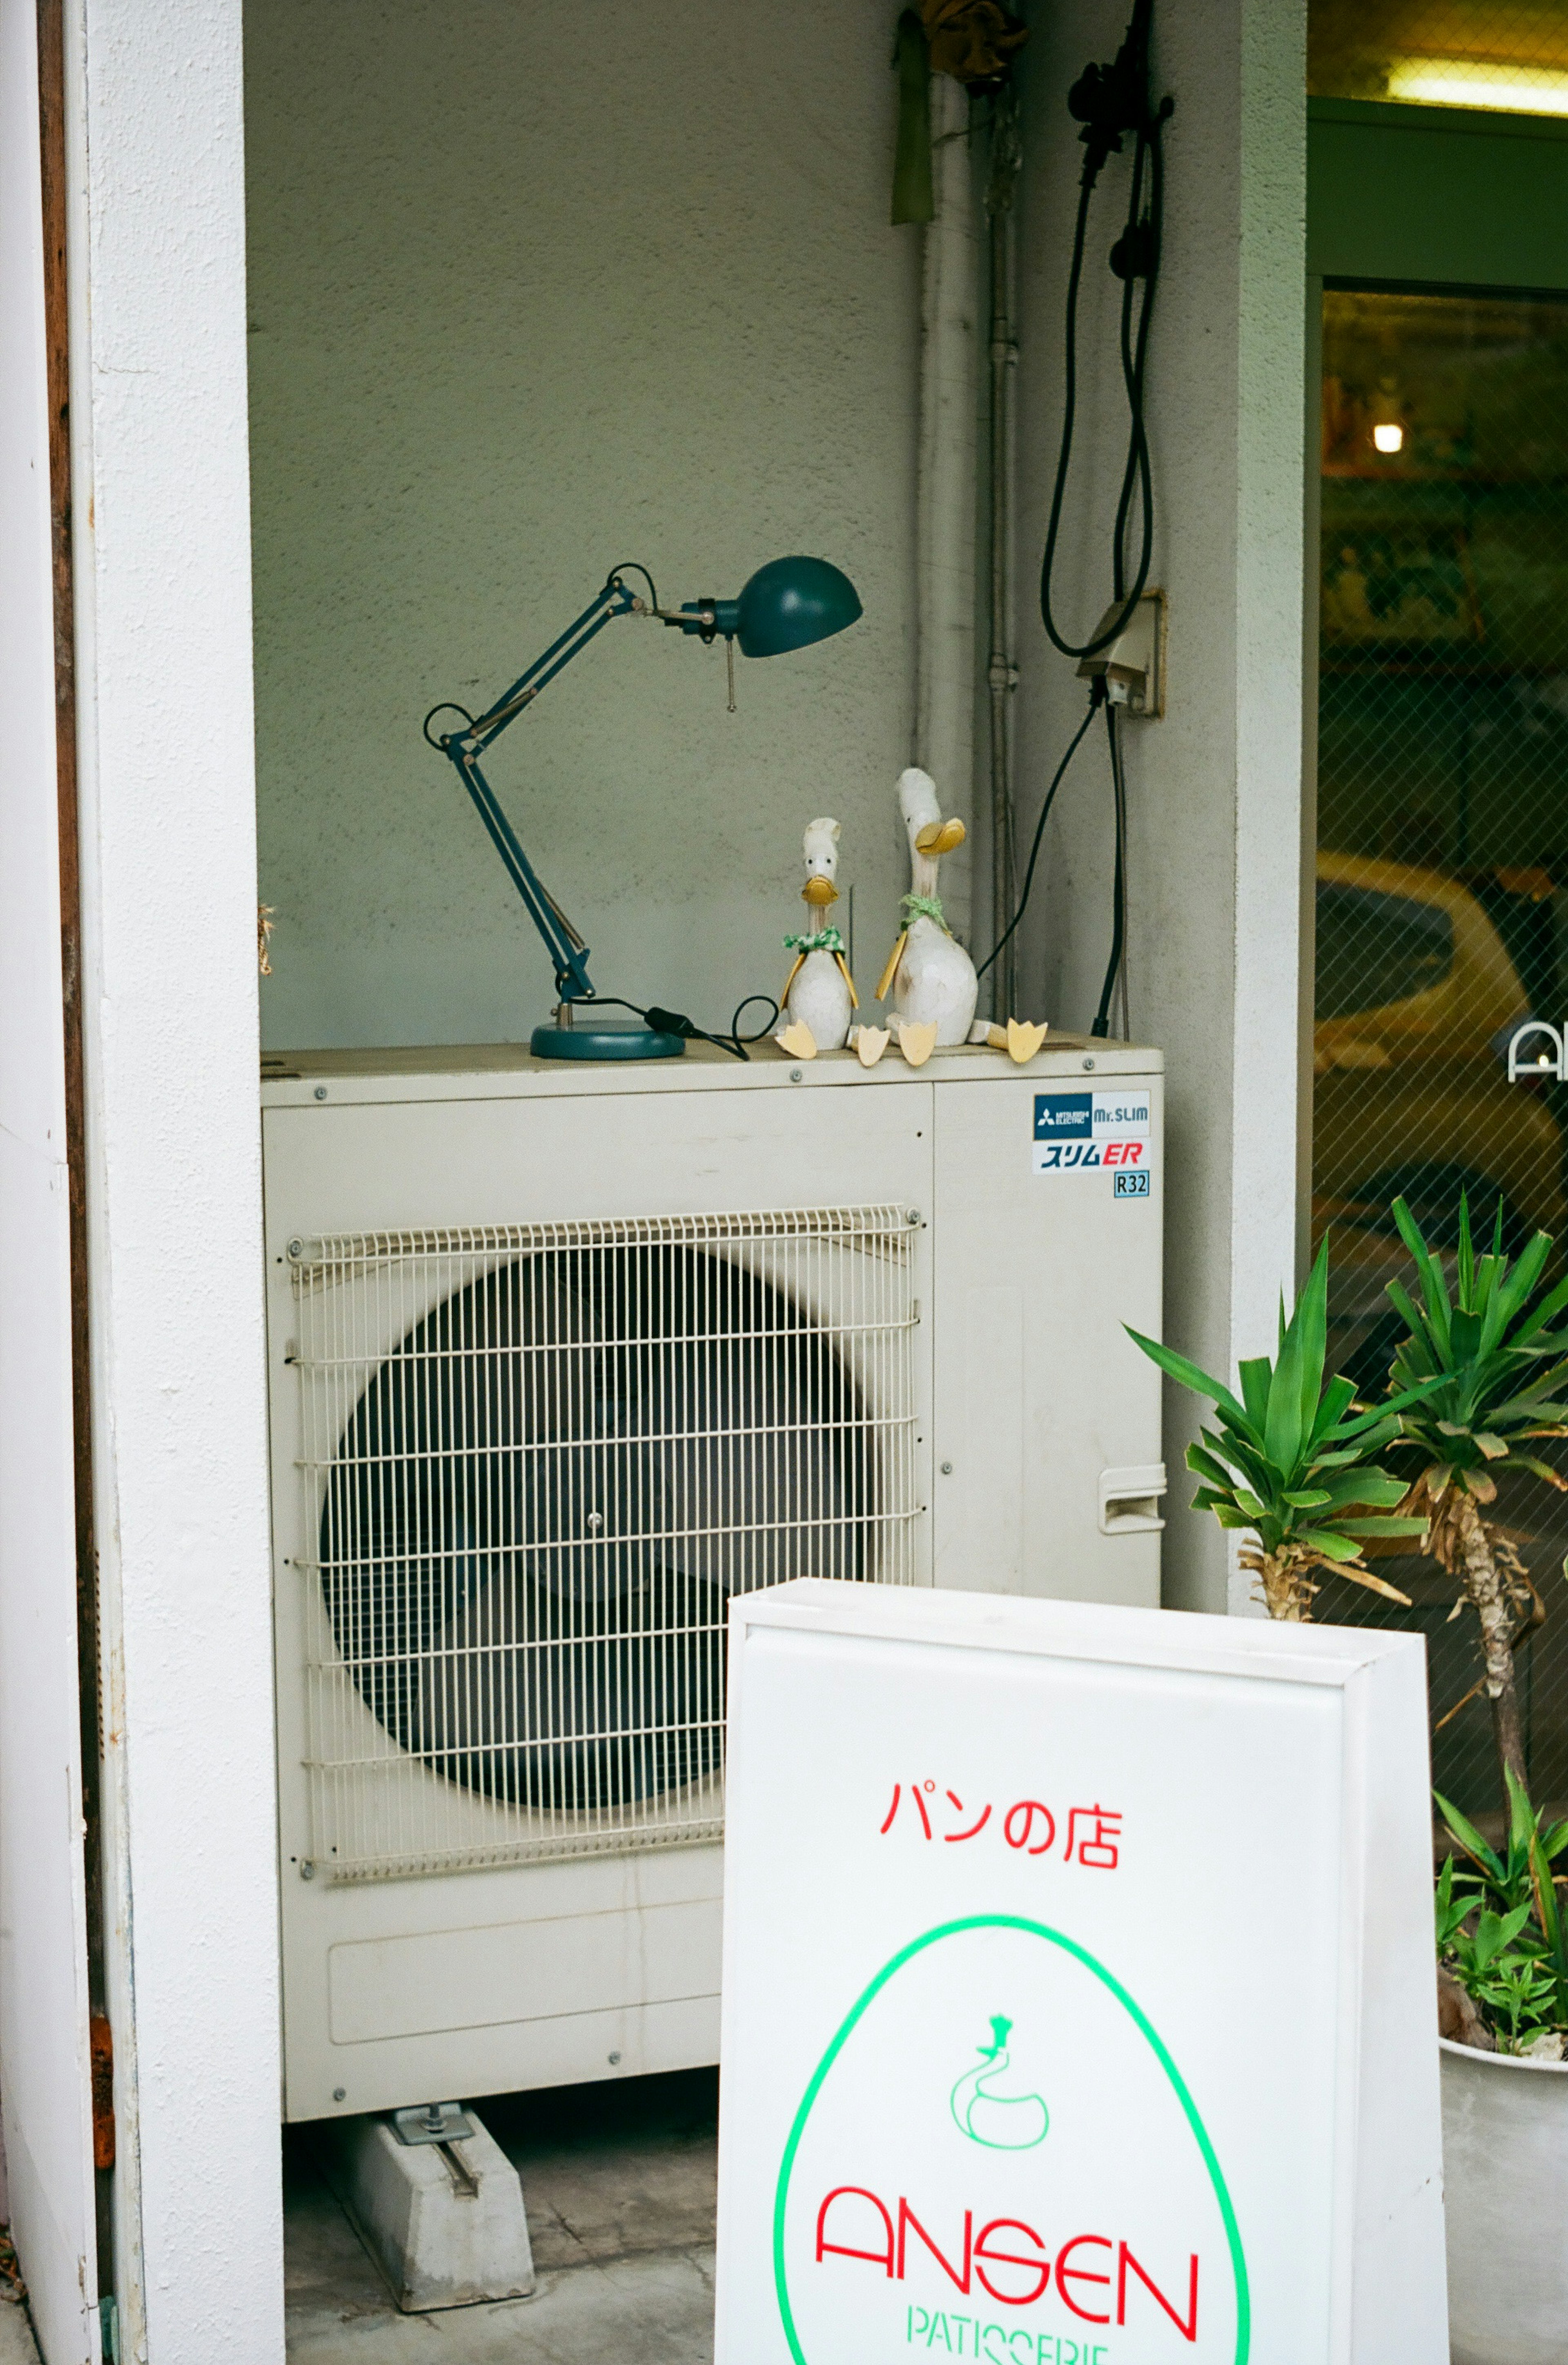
[{"x1": 949, "y1": 2015, "x2": 1049, "y2": 2151}]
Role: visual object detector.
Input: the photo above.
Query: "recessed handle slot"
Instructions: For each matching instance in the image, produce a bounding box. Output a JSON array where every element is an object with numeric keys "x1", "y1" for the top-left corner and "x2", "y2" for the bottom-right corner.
[{"x1": 1099, "y1": 1463, "x2": 1167, "y2": 1535}]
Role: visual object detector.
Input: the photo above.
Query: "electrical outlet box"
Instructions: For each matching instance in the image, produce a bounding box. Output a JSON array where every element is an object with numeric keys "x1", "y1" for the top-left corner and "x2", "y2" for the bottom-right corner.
[{"x1": 1077, "y1": 588, "x2": 1165, "y2": 717}]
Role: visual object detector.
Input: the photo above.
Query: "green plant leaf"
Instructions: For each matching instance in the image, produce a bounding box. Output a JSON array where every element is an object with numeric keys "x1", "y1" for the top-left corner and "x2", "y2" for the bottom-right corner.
[
  {"x1": 1184, "y1": 1442, "x2": 1238, "y2": 1489},
  {"x1": 1293, "y1": 1244, "x2": 1332, "y2": 1450},
  {"x1": 1238, "y1": 1356, "x2": 1272, "y2": 1433},
  {"x1": 1512, "y1": 1455, "x2": 1567, "y2": 1487},
  {"x1": 1391, "y1": 1196, "x2": 1454, "y2": 1348},
  {"x1": 1437, "y1": 1788, "x2": 1506, "y2": 1885},
  {"x1": 1263, "y1": 1299, "x2": 1308, "y2": 1479},
  {"x1": 1457, "y1": 1188, "x2": 1476, "y2": 1308},
  {"x1": 1470, "y1": 1902, "x2": 1535, "y2": 1973},
  {"x1": 1294, "y1": 1527, "x2": 1362, "y2": 1561},
  {"x1": 1488, "y1": 1229, "x2": 1552, "y2": 1340},
  {"x1": 1310, "y1": 1372, "x2": 1359, "y2": 1447},
  {"x1": 1124, "y1": 1327, "x2": 1247, "y2": 1426},
  {"x1": 1310, "y1": 1471, "x2": 1411, "y2": 1509},
  {"x1": 1512, "y1": 1267, "x2": 1568, "y2": 1344}
]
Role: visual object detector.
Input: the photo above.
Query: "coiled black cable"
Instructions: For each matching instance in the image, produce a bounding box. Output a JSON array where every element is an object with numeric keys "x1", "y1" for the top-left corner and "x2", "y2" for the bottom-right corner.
[
  {"x1": 557, "y1": 991, "x2": 779, "y2": 1062},
  {"x1": 1038, "y1": 0, "x2": 1172, "y2": 661}
]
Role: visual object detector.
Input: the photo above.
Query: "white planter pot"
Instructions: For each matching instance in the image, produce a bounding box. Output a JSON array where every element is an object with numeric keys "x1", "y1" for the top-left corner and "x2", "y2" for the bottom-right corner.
[{"x1": 1441, "y1": 2034, "x2": 1568, "y2": 2364}]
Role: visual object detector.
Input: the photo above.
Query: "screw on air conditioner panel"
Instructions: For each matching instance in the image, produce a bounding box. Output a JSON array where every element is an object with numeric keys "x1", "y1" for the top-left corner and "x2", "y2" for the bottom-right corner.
[
  {"x1": 1082, "y1": 1057, "x2": 1095, "y2": 1071},
  {"x1": 314, "y1": 1085, "x2": 327, "y2": 1100},
  {"x1": 287, "y1": 1238, "x2": 304, "y2": 1260},
  {"x1": 300, "y1": 1860, "x2": 316, "y2": 1880},
  {"x1": 608, "y1": 2051, "x2": 622, "y2": 2065},
  {"x1": 941, "y1": 1461, "x2": 954, "y2": 1474},
  {"x1": 907, "y1": 1208, "x2": 922, "y2": 1225},
  {"x1": 790, "y1": 1067, "x2": 803, "y2": 1082},
  {"x1": 333, "y1": 2088, "x2": 346, "y2": 2102},
  {"x1": 587, "y1": 1510, "x2": 604, "y2": 1532}
]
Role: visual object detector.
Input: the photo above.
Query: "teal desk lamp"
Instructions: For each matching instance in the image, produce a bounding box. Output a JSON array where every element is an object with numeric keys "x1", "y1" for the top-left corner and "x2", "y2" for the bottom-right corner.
[{"x1": 422, "y1": 555, "x2": 863, "y2": 1060}]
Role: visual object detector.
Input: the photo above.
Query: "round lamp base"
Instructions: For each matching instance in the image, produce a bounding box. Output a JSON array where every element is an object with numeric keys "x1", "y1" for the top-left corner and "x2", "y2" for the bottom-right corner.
[{"x1": 530, "y1": 1017, "x2": 686, "y2": 1062}]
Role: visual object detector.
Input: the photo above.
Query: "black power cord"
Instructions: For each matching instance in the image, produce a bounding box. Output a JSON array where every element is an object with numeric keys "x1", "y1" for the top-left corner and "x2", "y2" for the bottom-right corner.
[
  {"x1": 1039, "y1": 0, "x2": 1172, "y2": 663},
  {"x1": 1023, "y1": 0, "x2": 1169, "y2": 1038},
  {"x1": 560, "y1": 991, "x2": 780, "y2": 1062},
  {"x1": 976, "y1": 683, "x2": 1105, "y2": 987}
]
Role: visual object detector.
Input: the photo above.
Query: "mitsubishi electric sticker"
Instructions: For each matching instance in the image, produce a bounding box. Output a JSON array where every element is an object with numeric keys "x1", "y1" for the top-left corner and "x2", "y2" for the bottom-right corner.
[{"x1": 1033, "y1": 1091, "x2": 1152, "y2": 1194}]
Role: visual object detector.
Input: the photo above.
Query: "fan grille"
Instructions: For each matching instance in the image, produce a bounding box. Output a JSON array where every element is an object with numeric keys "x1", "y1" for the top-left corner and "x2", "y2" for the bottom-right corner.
[{"x1": 290, "y1": 1207, "x2": 919, "y2": 1882}]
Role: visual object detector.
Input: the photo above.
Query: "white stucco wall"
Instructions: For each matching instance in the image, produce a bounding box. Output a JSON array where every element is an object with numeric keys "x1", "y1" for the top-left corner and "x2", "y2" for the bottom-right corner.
[
  {"x1": 245, "y1": 0, "x2": 931, "y2": 1051},
  {"x1": 1012, "y1": 0, "x2": 1307, "y2": 1610}
]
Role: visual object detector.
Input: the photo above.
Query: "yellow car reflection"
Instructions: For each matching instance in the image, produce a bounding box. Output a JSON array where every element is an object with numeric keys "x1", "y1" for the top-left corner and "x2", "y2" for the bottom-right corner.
[{"x1": 1315, "y1": 853, "x2": 1564, "y2": 1353}]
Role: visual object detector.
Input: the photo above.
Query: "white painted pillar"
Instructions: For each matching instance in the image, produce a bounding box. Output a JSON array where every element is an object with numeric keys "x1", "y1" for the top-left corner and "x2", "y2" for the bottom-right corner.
[
  {"x1": 64, "y1": 2, "x2": 283, "y2": 2357},
  {"x1": 1014, "y1": 0, "x2": 1307, "y2": 1612}
]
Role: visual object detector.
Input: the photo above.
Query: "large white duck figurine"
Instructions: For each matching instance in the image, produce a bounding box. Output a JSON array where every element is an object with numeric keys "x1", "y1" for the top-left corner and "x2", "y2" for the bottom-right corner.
[
  {"x1": 877, "y1": 767, "x2": 977, "y2": 1046},
  {"x1": 781, "y1": 817, "x2": 858, "y2": 1051}
]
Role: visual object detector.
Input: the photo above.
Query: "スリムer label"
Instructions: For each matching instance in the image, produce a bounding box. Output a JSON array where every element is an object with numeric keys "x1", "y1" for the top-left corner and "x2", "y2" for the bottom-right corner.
[{"x1": 1032, "y1": 1091, "x2": 1152, "y2": 1181}]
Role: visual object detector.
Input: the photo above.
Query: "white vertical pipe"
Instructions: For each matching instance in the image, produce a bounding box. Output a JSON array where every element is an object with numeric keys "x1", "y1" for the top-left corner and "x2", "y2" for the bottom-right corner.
[{"x1": 914, "y1": 70, "x2": 979, "y2": 938}]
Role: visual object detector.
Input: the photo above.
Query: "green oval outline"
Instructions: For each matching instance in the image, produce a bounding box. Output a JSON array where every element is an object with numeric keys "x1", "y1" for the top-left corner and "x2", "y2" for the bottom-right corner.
[{"x1": 771, "y1": 1914, "x2": 1250, "y2": 2365}]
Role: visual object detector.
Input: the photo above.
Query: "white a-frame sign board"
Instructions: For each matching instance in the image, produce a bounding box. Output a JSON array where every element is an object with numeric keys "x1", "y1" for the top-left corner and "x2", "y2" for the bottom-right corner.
[{"x1": 715, "y1": 1583, "x2": 1447, "y2": 2365}]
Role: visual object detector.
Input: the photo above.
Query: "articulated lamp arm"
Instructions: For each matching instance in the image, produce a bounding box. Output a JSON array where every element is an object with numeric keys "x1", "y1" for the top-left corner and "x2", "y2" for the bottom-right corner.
[
  {"x1": 421, "y1": 553, "x2": 862, "y2": 1018},
  {"x1": 423, "y1": 569, "x2": 653, "y2": 1004}
]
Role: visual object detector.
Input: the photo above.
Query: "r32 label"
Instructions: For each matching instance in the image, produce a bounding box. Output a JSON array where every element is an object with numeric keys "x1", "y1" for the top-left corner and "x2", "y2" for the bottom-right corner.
[{"x1": 1113, "y1": 1169, "x2": 1150, "y2": 1198}]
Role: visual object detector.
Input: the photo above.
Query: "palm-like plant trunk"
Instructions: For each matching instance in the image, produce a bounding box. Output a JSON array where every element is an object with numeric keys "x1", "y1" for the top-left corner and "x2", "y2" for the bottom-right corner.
[
  {"x1": 1244, "y1": 1546, "x2": 1317, "y2": 1623},
  {"x1": 1417, "y1": 1474, "x2": 1529, "y2": 1795},
  {"x1": 1452, "y1": 1492, "x2": 1528, "y2": 1790}
]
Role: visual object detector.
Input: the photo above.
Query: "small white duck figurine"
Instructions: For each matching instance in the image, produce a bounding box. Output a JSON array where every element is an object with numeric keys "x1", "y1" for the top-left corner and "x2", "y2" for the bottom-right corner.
[
  {"x1": 781, "y1": 817, "x2": 858, "y2": 1052},
  {"x1": 877, "y1": 768, "x2": 978, "y2": 1046}
]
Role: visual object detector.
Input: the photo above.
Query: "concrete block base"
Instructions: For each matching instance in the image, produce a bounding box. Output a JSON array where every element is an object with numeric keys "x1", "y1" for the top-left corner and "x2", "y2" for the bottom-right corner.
[{"x1": 323, "y1": 2108, "x2": 535, "y2": 2312}]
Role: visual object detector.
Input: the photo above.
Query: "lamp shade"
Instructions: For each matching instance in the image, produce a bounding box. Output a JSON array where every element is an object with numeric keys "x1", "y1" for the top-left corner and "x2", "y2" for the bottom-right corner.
[{"x1": 734, "y1": 556, "x2": 862, "y2": 658}]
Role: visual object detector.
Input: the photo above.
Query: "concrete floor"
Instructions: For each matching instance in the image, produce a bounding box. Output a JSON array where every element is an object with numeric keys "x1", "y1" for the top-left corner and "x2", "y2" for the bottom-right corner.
[
  {"x1": 0, "y1": 2300, "x2": 38, "y2": 2365},
  {"x1": 285, "y1": 2069, "x2": 718, "y2": 2363}
]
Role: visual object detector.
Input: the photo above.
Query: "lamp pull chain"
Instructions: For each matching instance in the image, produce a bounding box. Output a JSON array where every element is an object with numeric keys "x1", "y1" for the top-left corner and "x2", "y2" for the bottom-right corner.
[{"x1": 726, "y1": 637, "x2": 737, "y2": 715}]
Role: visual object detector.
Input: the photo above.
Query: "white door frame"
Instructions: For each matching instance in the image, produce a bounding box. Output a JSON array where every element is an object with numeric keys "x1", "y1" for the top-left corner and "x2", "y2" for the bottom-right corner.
[
  {"x1": 64, "y1": 1, "x2": 283, "y2": 2356},
  {"x1": 0, "y1": 2, "x2": 98, "y2": 2355}
]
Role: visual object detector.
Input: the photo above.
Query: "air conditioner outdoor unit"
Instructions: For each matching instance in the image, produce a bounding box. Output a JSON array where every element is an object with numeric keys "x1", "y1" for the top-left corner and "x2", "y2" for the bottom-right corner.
[{"x1": 262, "y1": 1039, "x2": 1165, "y2": 2122}]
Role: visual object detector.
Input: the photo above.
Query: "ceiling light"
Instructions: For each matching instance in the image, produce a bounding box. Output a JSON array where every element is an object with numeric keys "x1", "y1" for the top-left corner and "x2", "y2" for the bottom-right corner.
[
  {"x1": 1388, "y1": 58, "x2": 1568, "y2": 116},
  {"x1": 1372, "y1": 423, "x2": 1404, "y2": 454}
]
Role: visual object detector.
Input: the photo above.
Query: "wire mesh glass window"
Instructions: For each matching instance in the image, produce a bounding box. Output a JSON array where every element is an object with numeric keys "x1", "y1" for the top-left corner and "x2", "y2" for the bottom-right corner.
[
  {"x1": 290, "y1": 1207, "x2": 919, "y2": 1883},
  {"x1": 1315, "y1": 283, "x2": 1568, "y2": 1819},
  {"x1": 1311, "y1": 0, "x2": 1568, "y2": 115}
]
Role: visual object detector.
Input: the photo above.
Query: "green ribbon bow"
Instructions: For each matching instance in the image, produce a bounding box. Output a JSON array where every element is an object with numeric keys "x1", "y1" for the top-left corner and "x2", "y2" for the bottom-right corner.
[
  {"x1": 784, "y1": 928, "x2": 847, "y2": 954},
  {"x1": 900, "y1": 893, "x2": 947, "y2": 929}
]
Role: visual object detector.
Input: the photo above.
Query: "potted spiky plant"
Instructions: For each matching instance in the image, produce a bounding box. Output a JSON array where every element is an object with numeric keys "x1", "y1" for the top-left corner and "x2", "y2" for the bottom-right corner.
[
  {"x1": 1381, "y1": 1194, "x2": 1568, "y2": 1793},
  {"x1": 1431, "y1": 1770, "x2": 1568, "y2": 2365},
  {"x1": 1126, "y1": 1242, "x2": 1428, "y2": 1619},
  {"x1": 1367, "y1": 1195, "x2": 1568, "y2": 2365}
]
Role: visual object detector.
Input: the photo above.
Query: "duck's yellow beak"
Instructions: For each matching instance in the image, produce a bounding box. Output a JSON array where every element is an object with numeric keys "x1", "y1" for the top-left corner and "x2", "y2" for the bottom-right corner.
[
  {"x1": 802, "y1": 875, "x2": 839, "y2": 907},
  {"x1": 915, "y1": 817, "x2": 966, "y2": 856}
]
